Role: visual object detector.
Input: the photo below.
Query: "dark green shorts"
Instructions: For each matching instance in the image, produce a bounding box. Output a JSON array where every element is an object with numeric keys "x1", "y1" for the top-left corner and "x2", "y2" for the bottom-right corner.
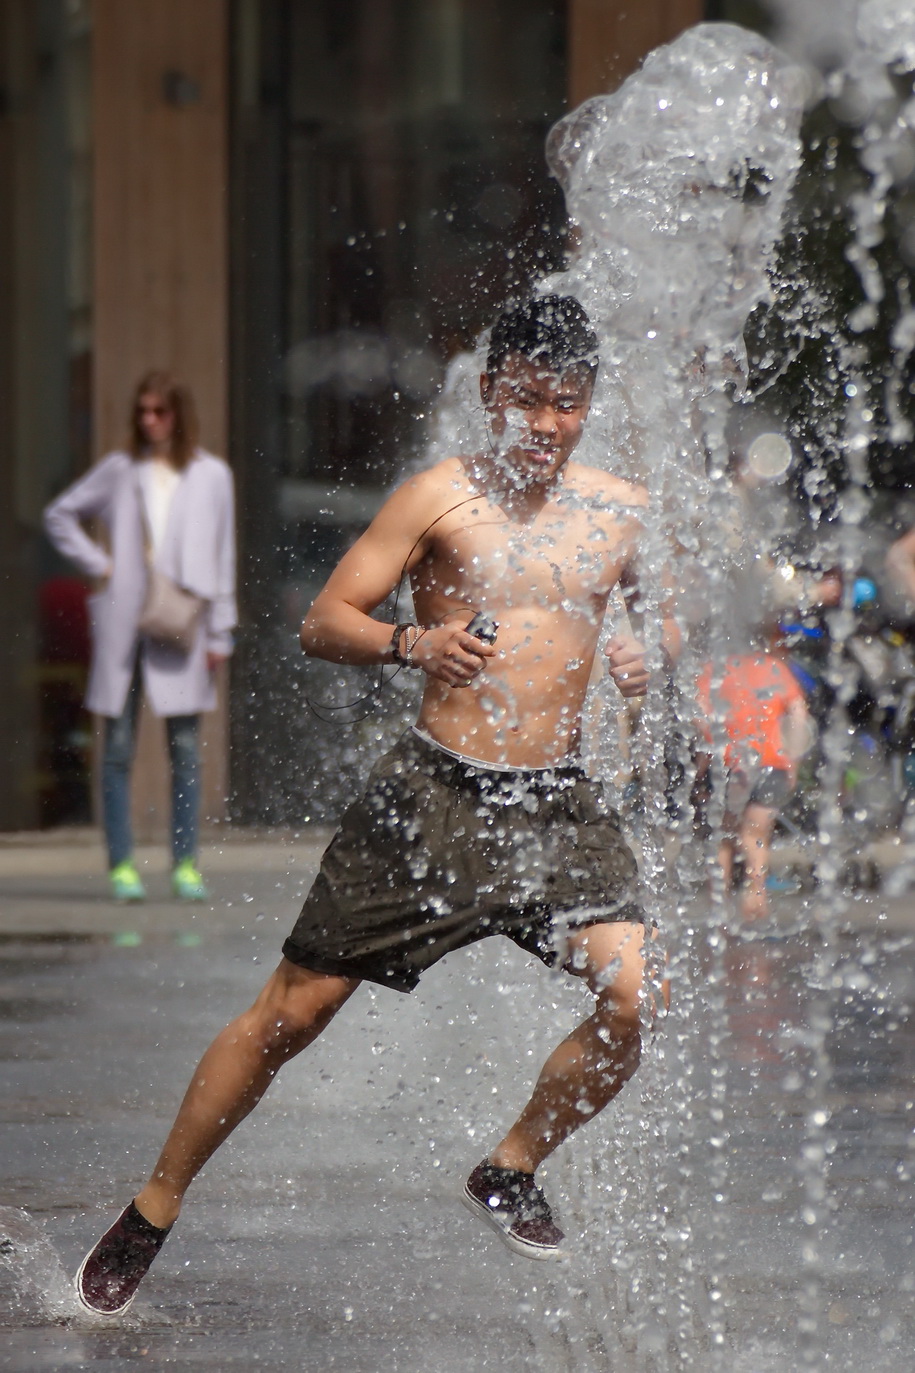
[{"x1": 282, "y1": 730, "x2": 643, "y2": 993}]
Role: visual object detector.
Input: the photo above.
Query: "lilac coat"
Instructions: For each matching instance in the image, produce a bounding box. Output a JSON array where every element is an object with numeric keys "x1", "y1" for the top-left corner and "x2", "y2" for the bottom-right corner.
[{"x1": 43, "y1": 449, "x2": 237, "y2": 718}]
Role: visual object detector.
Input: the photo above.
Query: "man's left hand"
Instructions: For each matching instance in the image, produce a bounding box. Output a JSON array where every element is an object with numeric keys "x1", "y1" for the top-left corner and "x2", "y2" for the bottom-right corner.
[{"x1": 605, "y1": 636, "x2": 649, "y2": 698}]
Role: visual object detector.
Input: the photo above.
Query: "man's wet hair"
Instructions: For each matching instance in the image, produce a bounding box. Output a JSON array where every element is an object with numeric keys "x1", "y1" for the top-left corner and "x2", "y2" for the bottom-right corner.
[{"x1": 486, "y1": 295, "x2": 599, "y2": 381}]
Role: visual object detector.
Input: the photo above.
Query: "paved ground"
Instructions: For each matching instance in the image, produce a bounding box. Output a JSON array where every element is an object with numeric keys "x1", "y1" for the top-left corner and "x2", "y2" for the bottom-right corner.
[{"x1": 1, "y1": 833, "x2": 914, "y2": 1371}]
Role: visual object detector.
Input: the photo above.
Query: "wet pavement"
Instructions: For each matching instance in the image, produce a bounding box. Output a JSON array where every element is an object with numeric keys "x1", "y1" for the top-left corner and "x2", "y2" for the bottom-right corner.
[{"x1": 1, "y1": 841, "x2": 914, "y2": 1371}]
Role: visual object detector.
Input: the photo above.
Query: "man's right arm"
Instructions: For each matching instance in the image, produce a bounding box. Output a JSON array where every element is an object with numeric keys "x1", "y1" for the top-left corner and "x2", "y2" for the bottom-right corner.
[{"x1": 300, "y1": 470, "x2": 496, "y2": 686}]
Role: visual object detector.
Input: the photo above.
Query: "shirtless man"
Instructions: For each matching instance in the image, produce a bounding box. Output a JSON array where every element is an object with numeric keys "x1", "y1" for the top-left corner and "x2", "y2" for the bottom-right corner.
[{"x1": 75, "y1": 295, "x2": 671, "y2": 1316}]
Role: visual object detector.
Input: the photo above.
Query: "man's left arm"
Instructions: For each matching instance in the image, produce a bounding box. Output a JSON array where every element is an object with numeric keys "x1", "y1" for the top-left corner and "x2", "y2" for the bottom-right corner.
[{"x1": 605, "y1": 546, "x2": 681, "y2": 699}]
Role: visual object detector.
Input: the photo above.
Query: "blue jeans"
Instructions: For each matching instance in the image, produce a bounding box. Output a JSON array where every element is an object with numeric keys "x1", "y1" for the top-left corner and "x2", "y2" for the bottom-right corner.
[{"x1": 102, "y1": 660, "x2": 201, "y2": 868}]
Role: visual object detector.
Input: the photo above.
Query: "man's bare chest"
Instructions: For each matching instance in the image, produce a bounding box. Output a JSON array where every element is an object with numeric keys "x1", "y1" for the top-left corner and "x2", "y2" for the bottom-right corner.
[{"x1": 430, "y1": 508, "x2": 629, "y2": 609}]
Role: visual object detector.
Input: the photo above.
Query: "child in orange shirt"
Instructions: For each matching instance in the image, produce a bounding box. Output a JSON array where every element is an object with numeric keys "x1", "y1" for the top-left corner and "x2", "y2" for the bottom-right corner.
[{"x1": 697, "y1": 651, "x2": 811, "y2": 918}]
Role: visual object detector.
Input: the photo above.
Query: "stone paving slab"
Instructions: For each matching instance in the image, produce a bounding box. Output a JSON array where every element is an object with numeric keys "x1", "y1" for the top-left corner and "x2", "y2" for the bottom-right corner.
[
  {"x1": 0, "y1": 830, "x2": 331, "y2": 878},
  {"x1": 0, "y1": 865, "x2": 914, "y2": 1370},
  {"x1": 1, "y1": 827, "x2": 915, "y2": 941}
]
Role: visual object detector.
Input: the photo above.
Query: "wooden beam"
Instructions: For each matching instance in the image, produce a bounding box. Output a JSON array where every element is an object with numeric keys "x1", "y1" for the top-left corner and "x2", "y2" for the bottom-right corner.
[
  {"x1": 568, "y1": 0, "x2": 706, "y2": 107},
  {"x1": 92, "y1": 0, "x2": 228, "y2": 455},
  {"x1": 92, "y1": 0, "x2": 230, "y2": 839}
]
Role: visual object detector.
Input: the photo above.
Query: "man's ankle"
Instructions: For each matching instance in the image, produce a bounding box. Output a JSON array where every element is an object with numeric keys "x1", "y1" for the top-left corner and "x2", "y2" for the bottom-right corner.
[
  {"x1": 133, "y1": 1187, "x2": 181, "y2": 1231},
  {"x1": 488, "y1": 1147, "x2": 537, "y2": 1175}
]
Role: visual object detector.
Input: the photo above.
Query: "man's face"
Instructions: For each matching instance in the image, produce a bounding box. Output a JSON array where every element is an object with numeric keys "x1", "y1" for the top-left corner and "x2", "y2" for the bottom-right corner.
[{"x1": 480, "y1": 353, "x2": 593, "y2": 486}]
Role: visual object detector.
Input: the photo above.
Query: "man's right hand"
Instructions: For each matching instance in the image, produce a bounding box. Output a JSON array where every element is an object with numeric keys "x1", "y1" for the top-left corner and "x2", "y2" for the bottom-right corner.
[{"x1": 411, "y1": 619, "x2": 497, "y2": 688}]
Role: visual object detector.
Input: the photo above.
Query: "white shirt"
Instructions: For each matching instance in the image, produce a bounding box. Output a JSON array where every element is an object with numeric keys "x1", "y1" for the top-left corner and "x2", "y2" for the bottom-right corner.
[{"x1": 138, "y1": 458, "x2": 180, "y2": 555}]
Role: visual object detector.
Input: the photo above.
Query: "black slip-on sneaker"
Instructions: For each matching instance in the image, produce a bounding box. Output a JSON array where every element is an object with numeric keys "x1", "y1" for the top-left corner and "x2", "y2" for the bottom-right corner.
[
  {"x1": 461, "y1": 1160, "x2": 567, "y2": 1260},
  {"x1": 75, "y1": 1202, "x2": 171, "y2": 1316}
]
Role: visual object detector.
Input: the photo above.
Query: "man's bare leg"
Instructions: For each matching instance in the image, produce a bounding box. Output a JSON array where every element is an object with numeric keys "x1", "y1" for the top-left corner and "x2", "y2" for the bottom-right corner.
[
  {"x1": 490, "y1": 922, "x2": 656, "y2": 1174},
  {"x1": 134, "y1": 959, "x2": 359, "y2": 1229}
]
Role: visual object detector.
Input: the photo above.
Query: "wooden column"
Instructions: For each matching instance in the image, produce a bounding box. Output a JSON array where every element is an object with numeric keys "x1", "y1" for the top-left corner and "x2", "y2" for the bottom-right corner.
[
  {"x1": 92, "y1": 0, "x2": 230, "y2": 842},
  {"x1": 568, "y1": 0, "x2": 706, "y2": 105}
]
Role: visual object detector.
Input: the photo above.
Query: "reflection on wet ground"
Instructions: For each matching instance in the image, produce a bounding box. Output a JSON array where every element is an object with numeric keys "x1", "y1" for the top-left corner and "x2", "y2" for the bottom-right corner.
[{"x1": 1, "y1": 892, "x2": 914, "y2": 1370}]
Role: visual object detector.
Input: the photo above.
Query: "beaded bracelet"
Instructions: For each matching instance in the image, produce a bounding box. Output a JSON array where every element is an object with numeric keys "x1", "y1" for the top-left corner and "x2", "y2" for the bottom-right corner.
[{"x1": 390, "y1": 622, "x2": 416, "y2": 667}]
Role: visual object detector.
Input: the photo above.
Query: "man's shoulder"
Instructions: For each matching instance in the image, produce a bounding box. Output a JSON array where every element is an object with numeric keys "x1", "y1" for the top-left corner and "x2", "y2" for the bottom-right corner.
[
  {"x1": 400, "y1": 455, "x2": 467, "y2": 487},
  {"x1": 361, "y1": 459, "x2": 473, "y2": 546},
  {"x1": 565, "y1": 463, "x2": 648, "y2": 510},
  {"x1": 386, "y1": 456, "x2": 470, "y2": 508}
]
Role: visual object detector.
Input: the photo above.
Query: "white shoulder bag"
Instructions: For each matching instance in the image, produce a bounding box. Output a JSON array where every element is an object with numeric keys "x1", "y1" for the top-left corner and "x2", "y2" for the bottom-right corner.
[{"x1": 136, "y1": 471, "x2": 203, "y2": 653}]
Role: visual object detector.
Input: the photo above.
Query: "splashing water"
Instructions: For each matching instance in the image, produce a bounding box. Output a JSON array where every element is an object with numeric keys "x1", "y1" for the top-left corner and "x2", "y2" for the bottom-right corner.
[
  {"x1": 546, "y1": 25, "x2": 807, "y2": 366},
  {"x1": 0, "y1": 1205, "x2": 175, "y2": 1333},
  {"x1": 0, "y1": 1207, "x2": 78, "y2": 1322},
  {"x1": 545, "y1": 48, "x2": 805, "y2": 1371},
  {"x1": 858, "y1": 0, "x2": 915, "y2": 72},
  {"x1": 423, "y1": 11, "x2": 915, "y2": 1370},
  {"x1": 783, "y1": 6, "x2": 915, "y2": 1366},
  {"x1": 420, "y1": 23, "x2": 810, "y2": 1370},
  {"x1": 551, "y1": 10, "x2": 915, "y2": 1371},
  {"x1": 10, "y1": 11, "x2": 915, "y2": 1369},
  {"x1": 0, "y1": 1204, "x2": 164, "y2": 1332}
]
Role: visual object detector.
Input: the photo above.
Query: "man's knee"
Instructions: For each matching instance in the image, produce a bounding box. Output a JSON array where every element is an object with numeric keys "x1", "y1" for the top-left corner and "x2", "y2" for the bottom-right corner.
[
  {"x1": 594, "y1": 974, "x2": 668, "y2": 1037},
  {"x1": 594, "y1": 993, "x2": 642, "y2": 1047},
  {"x1": 244, "y1": 960, "x2": 358, "y2": 1058},
  {"x1": 567, "y1": 921, "x2": 646, "y2": 997}
]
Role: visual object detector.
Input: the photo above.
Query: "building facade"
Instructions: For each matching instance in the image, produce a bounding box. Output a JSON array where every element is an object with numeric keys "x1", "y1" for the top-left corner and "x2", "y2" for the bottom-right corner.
[{"x1": 0, "y1": 0, "x2": 702, "y2": 832}]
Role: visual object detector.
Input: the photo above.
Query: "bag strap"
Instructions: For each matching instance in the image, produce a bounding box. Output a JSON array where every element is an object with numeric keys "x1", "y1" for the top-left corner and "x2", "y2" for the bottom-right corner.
[{"x1": 134, "y1": 465, "x2": 155, "y2": 568}]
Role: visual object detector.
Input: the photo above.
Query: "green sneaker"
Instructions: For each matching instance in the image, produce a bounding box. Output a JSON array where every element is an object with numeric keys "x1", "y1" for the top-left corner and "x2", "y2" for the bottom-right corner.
[
  {"x1": 172, "y1": 858, "x2": 208, "y2": 902},
  {"x1": 109, "y1": 860, "x2": 146, "y2": 902}
]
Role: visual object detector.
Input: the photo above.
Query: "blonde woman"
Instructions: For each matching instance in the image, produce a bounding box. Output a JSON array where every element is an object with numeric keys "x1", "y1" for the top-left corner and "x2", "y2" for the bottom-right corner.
[{"x1": 44, "y1": 372, "x2": 236, "y2": 901}]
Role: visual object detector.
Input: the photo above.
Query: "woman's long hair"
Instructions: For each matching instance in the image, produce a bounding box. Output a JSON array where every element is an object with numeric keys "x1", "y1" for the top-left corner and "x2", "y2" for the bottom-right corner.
[{"x1": 127, "y1": 370, "x2": 199, "y2": 468}]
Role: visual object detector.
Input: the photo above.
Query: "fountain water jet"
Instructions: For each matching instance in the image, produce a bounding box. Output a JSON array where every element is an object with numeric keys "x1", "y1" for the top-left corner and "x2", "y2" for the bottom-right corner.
[{"x1": 419, "y1": 23, "x2": 811, "y2": 1370}]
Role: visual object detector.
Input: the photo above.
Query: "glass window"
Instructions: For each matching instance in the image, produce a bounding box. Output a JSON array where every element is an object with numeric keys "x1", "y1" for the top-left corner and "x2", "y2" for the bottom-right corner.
[
  {"x1": 0, "y1": 0, "x2": 93, "y2": 829},
  {"x1": 282, "y1": 0, "x2": 567, "y2": 491},
  {"x1": 230, "y1": 0, "x2": 568, "y2": 821}
]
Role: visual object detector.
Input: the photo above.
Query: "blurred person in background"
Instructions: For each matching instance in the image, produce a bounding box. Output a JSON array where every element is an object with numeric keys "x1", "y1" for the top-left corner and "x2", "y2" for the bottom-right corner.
[
  {"x1": 43, "y1": 371, "x2": 236, "y2": 902},
  {"x1": 886, "y1": 525, "x2": 915, "y2": 609},
  {"x1": 697, "y1": 639, "x2": 812, "y2": 919}
]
